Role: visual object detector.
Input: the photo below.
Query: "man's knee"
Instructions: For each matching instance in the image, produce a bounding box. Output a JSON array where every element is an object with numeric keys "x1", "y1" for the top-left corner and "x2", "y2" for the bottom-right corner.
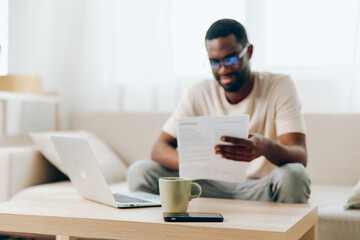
[
  {"x1": 277, "y1": 163, "x2": 310, "y2": 185},
  {"x1": 272, "y1": 163, "x2": 311, "y2": 203},
  {"x1": 127, "y1": 160, "x2": 178, "y2": 194},
  {"x1": 127, "y1": 160, "x2": 161, "y2": 193}
]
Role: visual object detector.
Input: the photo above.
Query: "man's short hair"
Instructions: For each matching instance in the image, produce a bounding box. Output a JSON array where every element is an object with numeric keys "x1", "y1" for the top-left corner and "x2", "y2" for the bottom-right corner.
[{"x1": 205, "y1": 19, "x2": 249, "y2": 46}]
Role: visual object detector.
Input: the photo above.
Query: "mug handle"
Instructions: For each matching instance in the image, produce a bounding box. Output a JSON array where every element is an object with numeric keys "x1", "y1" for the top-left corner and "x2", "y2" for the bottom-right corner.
[{"x1": 189, "y1": 182, "x2": 202, "y2": 201}]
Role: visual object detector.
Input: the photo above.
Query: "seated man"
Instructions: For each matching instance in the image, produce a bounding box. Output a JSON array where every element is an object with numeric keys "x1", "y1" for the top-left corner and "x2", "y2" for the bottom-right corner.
[{"x1": 127, "y1": 18, "x2": 310, "y2": 203}]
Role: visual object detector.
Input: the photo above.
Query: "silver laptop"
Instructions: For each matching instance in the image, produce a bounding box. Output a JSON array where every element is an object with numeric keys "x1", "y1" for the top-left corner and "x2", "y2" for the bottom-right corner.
[{"x1": 51, "y1": 135, "x2": 161, "y2": 208}]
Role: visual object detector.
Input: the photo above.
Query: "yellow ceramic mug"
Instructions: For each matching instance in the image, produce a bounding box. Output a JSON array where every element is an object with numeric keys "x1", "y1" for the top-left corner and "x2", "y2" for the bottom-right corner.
[{"x1": 159, "y1": 177, "x2": 202, "y2": 213}]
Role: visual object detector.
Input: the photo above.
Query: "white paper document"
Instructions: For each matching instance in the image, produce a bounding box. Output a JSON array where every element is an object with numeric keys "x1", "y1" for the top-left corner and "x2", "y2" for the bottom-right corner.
[{"x1": 177, "y1": 115, "x2": 249, "y2": 182}]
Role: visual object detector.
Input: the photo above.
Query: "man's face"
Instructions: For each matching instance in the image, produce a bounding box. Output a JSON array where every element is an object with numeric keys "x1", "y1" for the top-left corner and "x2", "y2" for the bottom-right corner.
[{"x1": 205, "y1": 34, "x2": 251, "y2": 93}]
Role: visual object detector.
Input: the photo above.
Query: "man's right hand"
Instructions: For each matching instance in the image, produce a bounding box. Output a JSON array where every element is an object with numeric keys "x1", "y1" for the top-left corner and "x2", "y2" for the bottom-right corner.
[{"x1": 151, "y1": 132, "x2": 179, "y2": 170}]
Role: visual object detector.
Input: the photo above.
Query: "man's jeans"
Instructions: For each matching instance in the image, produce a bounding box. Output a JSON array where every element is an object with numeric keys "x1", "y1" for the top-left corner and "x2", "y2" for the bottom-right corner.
[{"x1": 127, "y1": 160, "x2": 311, "y2": 203}]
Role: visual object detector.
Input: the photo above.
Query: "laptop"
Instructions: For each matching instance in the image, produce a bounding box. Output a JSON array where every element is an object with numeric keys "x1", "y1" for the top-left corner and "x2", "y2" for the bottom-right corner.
[{"x1": 51, "y1": 135, "x2": 161, "y2": 208}]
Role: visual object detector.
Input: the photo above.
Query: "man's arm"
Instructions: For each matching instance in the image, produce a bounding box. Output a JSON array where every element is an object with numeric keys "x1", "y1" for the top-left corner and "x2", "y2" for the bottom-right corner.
[
  {"x1": 151, "y1": 132, "x2": 179, "y2": 170},
  {"x1": 214, "y1": 132, "x2": 307, "y2": 167}
]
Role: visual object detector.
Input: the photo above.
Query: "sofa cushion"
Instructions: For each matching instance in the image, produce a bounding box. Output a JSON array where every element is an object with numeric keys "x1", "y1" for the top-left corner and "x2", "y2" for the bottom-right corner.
[
  {"x1": 70, "y1": 111, "x2": 171, "y2": 166},
  {"x1": 317, "y1": 205, "x2": 360, "y2": 240},
  {"x1": 309, "y1": 184, "x2": 360, "y2": 240},
  {"x1": 0, "y1": 146, "x2": 61, "y2": 202},
  {"x1": 309, "y1": 184, "x2": 353, "y2": 206},
  {"x1": 344, "y1": 180, "x2": 360, "y2": 209},
  {"x1": 30, "y1": 130, "x2": 128, "y2": 183}
]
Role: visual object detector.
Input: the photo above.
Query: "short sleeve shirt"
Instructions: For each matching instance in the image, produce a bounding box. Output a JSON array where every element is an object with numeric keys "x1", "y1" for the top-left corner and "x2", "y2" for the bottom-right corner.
[{"x1": 162, "y1": 72, "x2": 306, "y2": 179}]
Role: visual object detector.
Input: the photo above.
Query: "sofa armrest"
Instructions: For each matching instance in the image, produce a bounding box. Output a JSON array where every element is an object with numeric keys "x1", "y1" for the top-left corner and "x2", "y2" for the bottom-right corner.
[{"x1": 0, "y1": 146, "x2": 65, "y2": 202}]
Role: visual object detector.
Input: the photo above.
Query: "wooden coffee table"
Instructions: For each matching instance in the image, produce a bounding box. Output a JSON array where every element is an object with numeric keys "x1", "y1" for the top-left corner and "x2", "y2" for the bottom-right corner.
[{"x1": 0, "y1": 189, "x2": 317, "y2": 240}]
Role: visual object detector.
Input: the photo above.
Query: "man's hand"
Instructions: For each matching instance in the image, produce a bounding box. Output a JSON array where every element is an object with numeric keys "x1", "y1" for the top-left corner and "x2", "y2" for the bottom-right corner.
[
  {"x1": 214, "y1": 133, "x2": 267, "y2": 162},
  {"x1": 214, "y1": 132, "x2": 307, "y2": 166}
]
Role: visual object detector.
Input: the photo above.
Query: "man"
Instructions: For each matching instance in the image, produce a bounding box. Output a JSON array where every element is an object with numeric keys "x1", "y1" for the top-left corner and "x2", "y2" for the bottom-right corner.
[{"x1": 127, "y1": 19, "x2": 310, "y2": 203}]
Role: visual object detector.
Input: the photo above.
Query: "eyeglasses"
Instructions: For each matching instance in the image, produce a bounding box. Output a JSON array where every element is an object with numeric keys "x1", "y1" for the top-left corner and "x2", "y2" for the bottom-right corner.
[{"x1": 209, "y1": 43, "x2": 250, "y2": 71}]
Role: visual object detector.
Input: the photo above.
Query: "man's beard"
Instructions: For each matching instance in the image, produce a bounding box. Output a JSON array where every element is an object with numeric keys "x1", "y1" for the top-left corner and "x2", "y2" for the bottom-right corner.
[{"x1": 216, "y1": 72, "x2": 248, "y2": 92}]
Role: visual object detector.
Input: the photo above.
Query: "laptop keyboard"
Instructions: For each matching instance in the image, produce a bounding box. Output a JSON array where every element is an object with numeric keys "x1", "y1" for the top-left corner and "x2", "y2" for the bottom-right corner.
[{"x1": 113, "y1": 193, "x2": 150, "y2": 203}]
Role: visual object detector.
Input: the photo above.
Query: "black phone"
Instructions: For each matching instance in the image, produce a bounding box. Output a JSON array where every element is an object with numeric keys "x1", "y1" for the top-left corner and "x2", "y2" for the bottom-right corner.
[{"x1": 163, "y1": 212, "x2": 224, "y2": 222}]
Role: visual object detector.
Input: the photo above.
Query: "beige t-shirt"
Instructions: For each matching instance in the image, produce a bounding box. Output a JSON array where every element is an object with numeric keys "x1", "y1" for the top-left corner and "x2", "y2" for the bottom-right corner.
[{"x1": 163, "y1": 72, "x2": 306, "y2": 179}]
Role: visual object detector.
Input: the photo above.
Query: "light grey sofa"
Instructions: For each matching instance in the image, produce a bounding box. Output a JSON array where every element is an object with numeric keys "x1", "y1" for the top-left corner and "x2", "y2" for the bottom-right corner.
[{"x1": 0, "y1": 112, "x2": 359, "y2": 240}]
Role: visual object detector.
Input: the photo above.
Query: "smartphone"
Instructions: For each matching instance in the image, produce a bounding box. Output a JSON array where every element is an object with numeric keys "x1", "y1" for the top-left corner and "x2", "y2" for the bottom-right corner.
[{"x1": 163, "y1": 212, "x2": 224, "y2": 222}]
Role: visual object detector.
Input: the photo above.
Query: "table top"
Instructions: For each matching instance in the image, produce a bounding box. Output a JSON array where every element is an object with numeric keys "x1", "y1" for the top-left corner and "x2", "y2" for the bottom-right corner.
[{"x1": 0, "y1": 188, "x2": 317, "y2": 240}]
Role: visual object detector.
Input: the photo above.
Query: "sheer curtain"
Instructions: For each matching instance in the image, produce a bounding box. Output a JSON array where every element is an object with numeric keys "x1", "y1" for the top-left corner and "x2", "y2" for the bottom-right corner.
[
  {"x1": 351, "y1": 1, "x2": 360, "y2": 111},
  {"x1": 248, "y1": 0, "x2": 360, "y2": 112},
  {"x1": 7, "y1": 0, "x2": 173, "y2": 129},
  {"x1": 0, "y1": 0, "x2": 8, "y2": 75},
  {"x1": 8, "y1": 0, "x2": 122, "y2": 109},
  {"x1": 6, "y1": 0, "x2": 118, "y2": 130},
  {"x1": 6, "y1": 0, "x2": 360, "y2": 132},
  {"x1": 8, "y1": 1, "x2": 174, "y2": 103}
]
